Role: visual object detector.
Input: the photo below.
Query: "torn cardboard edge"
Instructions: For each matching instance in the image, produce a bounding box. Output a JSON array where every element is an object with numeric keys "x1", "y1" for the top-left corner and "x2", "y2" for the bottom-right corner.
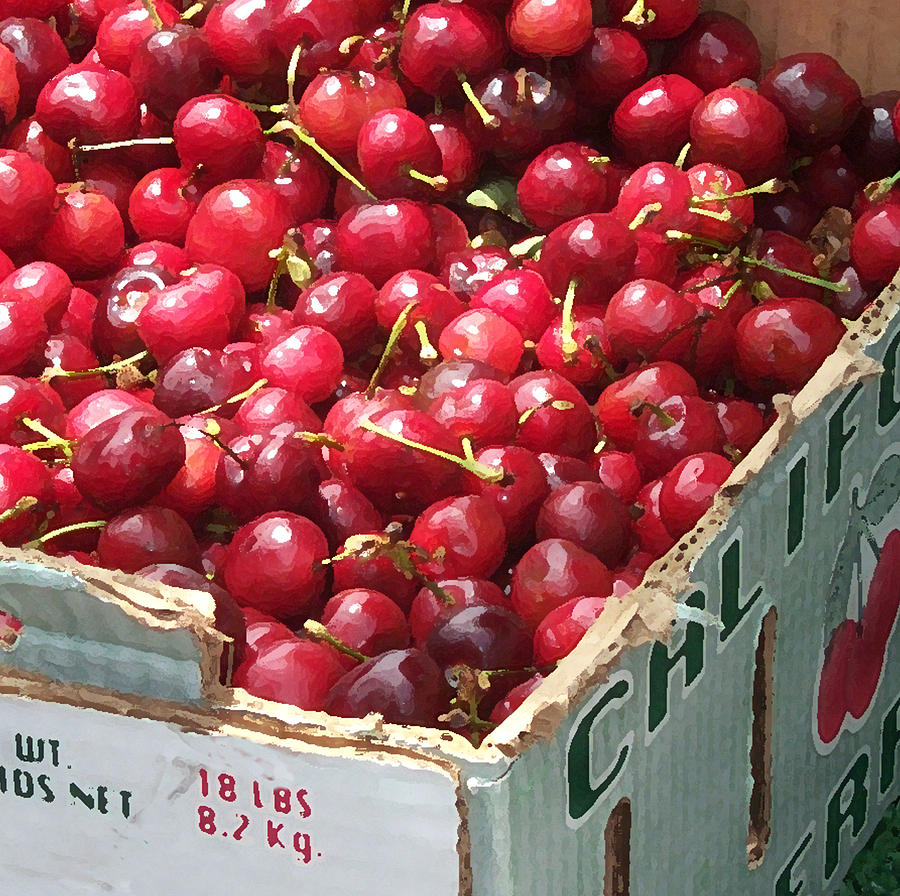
[{"x1": 0, "y1": 274, "x2": 898, "y2": 768}]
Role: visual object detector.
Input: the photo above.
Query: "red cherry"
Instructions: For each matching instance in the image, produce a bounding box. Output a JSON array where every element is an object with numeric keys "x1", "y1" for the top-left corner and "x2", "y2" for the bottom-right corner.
[
  {"x1": 0, "y1": 298, "x2": 46, "y2": 374},
  {"x1": 590, "y1": 450, "x2": 643, "y2": 503},
  {"x1": 440, "y1": 246, "x2": 514, "y2": 299},
  {"x1": 511, "y1": 537, "x2": 613, "y2": 629},
  {"x1": 506, "y1": 0, "x2": 593, "y2": 58},
  {"x1": 574, "y1": 27, "x2": 648, "y2": 110},
  {"x1": 202, "y1": 0, "x2": 280, "y2": 81},
  {"x1": 533, "y1": 595, "x2": 607, "y2": 664},
  {"x1": 842, "y1": 91, "x2": 900, "y2": 180},
  {"x1": 489, "y1": 673, "x2": 545, "y2": 723},
  {"x1": 0, "y1": 149, "x2": 56, "y2": 252},
  {"x1": 322, "y1": 589, "x2": 410, "y2": 660},
  {"x1": 305, "y1": 478, "x2": 383, "y2": 552},
  {"x1": 257, "y1": 141, "x2": 330, "y2": 225},
  {"x1": 128, "y1": 167, "x2": 203, "y2": 245},
  {"x1": 96, "y1": 505, "x2": 200, "y2": 573},
  {"x1": 223, "y1": 512, "x2": 329, "y2": 620},
  {"x1": 0, "y1": 444, "x2": 52, "y2": 545},
  {"x1": 233, "y1": 386, "x2": 321, "y2": 435},
  {"x1": 260, "y1": 325, "x2": 344, "y2": 404},
  {"x1": 633, "y1": 478, "x2": 677, "y2": 557},
  {"x1": 850, "y1": 204, "x2": 900, "y2": 287},
  {"x1": 439, "y1": 308, "x2": 524, "y2": 376},
  {"x1": 4, "y1": 116, "x2": 74, "y2": 183},
  {"x1": 659, "y1": 452, "x2": 734, "y2": 538},
  {"x1": 428, "y1": 379, "x2": 518, "y2": 449},
  {"x1": 0, "y1": 16, "x2": 69, "y2": 111},
  {"x1": 94, "y1": 0, "x2": 180, "y2": 74},
  {"x1": 66, "y1": 387, "x2": 152, "y2": 439},
  {"x1": 614, "y1": 162, "x2": 694, "y2": 235}
]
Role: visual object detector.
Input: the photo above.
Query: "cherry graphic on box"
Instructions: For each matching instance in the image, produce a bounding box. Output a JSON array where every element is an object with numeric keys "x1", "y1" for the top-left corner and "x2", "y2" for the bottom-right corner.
[{"x1": 816, "y1": 454, "x2": 900, "y2": 744}]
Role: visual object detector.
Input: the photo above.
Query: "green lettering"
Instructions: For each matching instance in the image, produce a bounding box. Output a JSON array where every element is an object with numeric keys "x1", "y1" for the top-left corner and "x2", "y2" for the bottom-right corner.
[
  {"x1": 787, "y1": 454, "x2": 807, "y2": 556},
  {"x1": 824, "y1": 752, "x2": 869, "y2": 881},
  {"x1": 648, "y1": 590, "x2": 705, "y2": 733},
  {"x1": 880, "y1": 694, "x2": 900, "y2": 795},
  {"x1": 826, "y1": 384, "x2": 863, "y2": 505},
  {"x1": 720, "y1": 538, "x2": 763, "y2": 642},
  {"x1": 878, "y1": 327, "x2": 900, "y2": 428},
  {"x1": 567, "y1": 679, "x2": 631, "y2": 822},
  {"x1": 774, "y1": 830, "x2": 813, "y2": 896}
]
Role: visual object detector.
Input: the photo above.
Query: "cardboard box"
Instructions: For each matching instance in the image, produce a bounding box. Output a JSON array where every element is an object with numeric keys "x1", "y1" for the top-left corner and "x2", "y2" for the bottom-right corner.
[{"x1": 1, "y1": 3, "x2": 900, "y2": 894}]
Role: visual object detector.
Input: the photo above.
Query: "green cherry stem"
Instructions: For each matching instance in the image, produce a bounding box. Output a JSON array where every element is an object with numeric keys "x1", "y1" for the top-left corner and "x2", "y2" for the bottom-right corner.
[
  {"x1": 140, "y1": 0, "x2": 164, "y2": 29},
  {"x1": 0, "y1": 497, "x2": 38, "y2": 526},
  {"x1": 77, "y1": 137, "x2": 175, "y2": 153},
  {"x1": 690, "y1": 178, "x2": 784, "y2": 206},
  {"x1": 303, "y1": 620, "x2": 370, "y2": 663},
  {"x1": 560, "y1": 279, "x2": 579, "y2": 362},
  {"x1": 42, "y1": 349, "x2": 151, "y2": 382},
  {"x1": 20, "y1": 418, "x2": 75, "y2": 459},
  {"x1": 622, "y1": 0, "x2": 656, "y2": 26},
  {"x1": 23, "y1": 519, "x2": 108, "y2": 550},
  {"x1": 366, "y1": 301, "x2": 418, "y2": 398},
  {"x1": 359, "y1": 419, "x2": 506, "y2": 483},
  {"x1": 740, "y1": 256, "x2": 851, "y2": 293},
  {"x1": 197, "y1": 378, "x2": 268, "y2": 416},
  {"x1": 458, "y1": 73, "x2": 499, "y2": 129}
]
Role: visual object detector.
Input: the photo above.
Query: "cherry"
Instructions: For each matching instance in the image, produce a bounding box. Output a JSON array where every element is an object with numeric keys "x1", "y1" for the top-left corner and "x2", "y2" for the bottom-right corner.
[
  {"x1": 464, "y1": 67, "x2": 577, "y2": 161},
  {"x1": 510, "y1": 370, "x2": 598, "y2": 458},
  {"x1": 425, "y1": 112, "x2": 481, "y2": 197},
  {"x1": 426, "y1": 603, "x2": 532, "y2": 675},
  {"x1": 604, "y1": 278, "x2": 699, "y2": 364},
  {"x1": 439, "y1": 308, "x2": 524, "y2": 376},
  {"x1": 5, "y1": 116, "x2": 74, "y2": 182},
  {"x1": 0, "y1": 150, "x2": 55, "y2": 252},
  {"x1": 36, "y1": 64, "x2": 138, "y2": 145},
  {"x1": 595, "y1": 361, "x2": 698, "y2": 449},
  {"x1": 124, "y1": 241, "x2": 189, "y2": 275},
  {"x1": 510, "y1": 537, "x2": 613, "y2": 629},
  {"x1": 80, "y1": 160, "x2": 140, "y2": 227},
  {"x1": 538, "y1": 213, "x2": 638, "y2": 305},
  {"x1": 223, "y1": 512, "x2": 329, "y2": 620},
  {"x1": 335, "y1": 201, "x2": 434, "y2": 288},
  {"x1": 339, "y1": 408, "x2": 463, "y2": 513},
  {"x1": 239, "y1": 609, "x2": 295, "y2": 665},
  {"x1": 850, "y1": 203, "x2": 900, "y2": 287},
  {"x1": 94, "y1": 1, "x2": 180, "y2": 75},
  {"x1": 321, "y1": 589, "x2": 410, "y2": 661},
  {"x1": 685, "y1": 162, "x2": 755, "y2": 246},
  {"x1": 0, "y1": 261, "x2": 71, "y2": 329},
  {"x1": 0, "y1": 16, "x2": 69, "y2": 111},
  {"x1": 747, "y1": 231, "x2": 826, "y2": 302},
  {"x1": 38, "y1": 187, "x2": 125, "y2": 281},
  {"x1": 233, "y1": 386, "x2": 321, "y2": 435},
  {"x1": 754, "y1": 190, "x2": 820, "y2": 241},
  {"x1": 506, "y1": 0, "x2": 593, "y2": 58},
  {"x1": 137, "y1": 264, "x2": 245, "y2": 364},
  {"x1": 462, "y1": 445, "x2": 548, "y2": 545},
  {"x1": 574, "y1": 27, "x2": 648, "y2": 110},
  {"x1": 234, "y1": 636, "x2": 345, "y2": 711},
  {"x1": 71, "y1": 408, "x2": 185, "y2": 512},
  {"x1": 668, "y1": 11, "x2": 761, "y2": 92},
  {"x1": 536, "y1": 481, "x2": 631, "y2": 567},
  {"x1": 306, "y1": 478, "x2": 383, "y2": 551},
  {"x1": 185, "y1": 179, "x2": 293, "y2": 294},
  {"x1": 793, "y1": 146, "x2": 860, "y2": 213},
  {"x1": 489, "y1": 672, "x2": 544, "y2": 723},
  {"x1": 614, "y1": 161, "x2": 694, "y2": 235},
  {"x1": 398, "y1": 3, "x2": 505, "y2": 99},
  {"x1": 297, "y1": 69, "x2": 407, "y2": 159},
  {"x1": 633, "y1": 477, "x2": 676, "y2": 557},
  {"x1": 758, "y1": 53, "x2": 861, "y2": 151},
  {"x1": 533, "y1": 595, "x2": 607, "y2": 664},
  {"x1": 202, "y1": 0, "x2": 280, "y2": 81},
  {"x1": 128, "y1": 167, "x2": 204, "y2": 245},
  {"x1": 260, "y1": 325, "x2": 344, "y2": 404},
  {"x1": 152, "y1": 347, "x2": 255, "y2": 419},
  {"x1": 411, "y1": 494, "x2": 507, "y2": 580},
  {"x1": 517, "y1": 143, "x2": 611, "y2": 231},
  {"x1": 122, "y1": 103, "x2": 180, "y2": 173},
  {"x1": 0, "y1": 444, "x2": 52, "y2": 545},
  {"x1": 843, "y1": 91, "x2": 900, "y2": 180},
  {"x1": 324, "y1": 648, "x2": 448, "y2": 727},
  {"x1": 429, "y1": 379, "x2": 518, "y2": 449},
  {"x1": 356, "y1": 107, "x2": 444, "y2": 200},
  {"x1": 409, "y1": 577, "x2": 508, "y2": 648},
  {"x1": 659, "y1": 452, "x2": 734, "y2": 538},
  {"x1": 590, "y1": 450, "x2": 642, "y2": 503},
  {"x1": 258, "y1": 142, "x2": 330, "y2": 226},
  {"x1": 710, "y1": 395, "x2": 768, "y2": 458},
  {"x1": 734, "y1": 298, "x2": 846, "y2": 395},
  {"x1": 215, "y1": 426, "x2": 326, "y2": 521},
  {"x1": 129, "y1": 24, "x2": 221, "y2": 122},
  {"x1": 689, "y1": 85, "x2": 789, "y2": 182},
  {"x1": 608, "y1": 0, "x2": 699, "y2": 40},
  {"x1": 612, "y1": 74, "x2": 703, "y2": 165},
  {"x1": 96, "y1": 505, "x2": 200, "y2": 574},
  {"x1": 469, "y1": 269, "x2": 556, "y2": 343},
  {"x1": 535, "y1": 304, "x2": 616, "y2": 387},
  {"x1": 0, "y1": 297, "x2": 46, "y2": 374},
  {"x1": 270, "y1": 0, "x2": 362, "y2": 75},
  {"x1": 632, "y1": 394, "x2": 724, "y2": 479},
  {"x1": 416, "y1": 360, "x2": 506, "y2": 407},
  {"x1": 93, "y1": 263, "x2": 175, "y2": 360},
  {"x1": 0, "y1": 375, "x2": 65, "y2": 447}
]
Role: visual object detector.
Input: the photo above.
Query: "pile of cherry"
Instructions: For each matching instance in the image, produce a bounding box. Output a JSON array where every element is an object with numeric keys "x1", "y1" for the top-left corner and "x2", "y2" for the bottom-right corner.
[{"x1": 0, "y1": 0, "x2": 899, "y2": 742}]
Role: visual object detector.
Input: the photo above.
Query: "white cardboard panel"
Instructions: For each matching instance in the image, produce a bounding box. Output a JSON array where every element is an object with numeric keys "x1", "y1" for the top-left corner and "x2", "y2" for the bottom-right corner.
[{"x1": 0, "y1": 695, "x2": 462, "y2": 896}]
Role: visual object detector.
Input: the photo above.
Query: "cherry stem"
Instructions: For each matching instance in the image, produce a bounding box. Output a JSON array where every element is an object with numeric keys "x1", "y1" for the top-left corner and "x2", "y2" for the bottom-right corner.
[
  {"x1": 628, "y1": 201, "x2": 662, "y2": 230},
  {"x1": 285, "y1": 43, "x2": 303, "y2": 119},
  {"x1": 366, "y1": 301, "x2": 418, "y2": 398},
  {"x1": 518, "y1": 398, "x2": 575, "y2": 426},
  {"x1": 198, "y1": 418, "x2": 246, "y2": 468},
  {"x1": 43, "y1": 349, "x2": 151, "y2": 383},
  {"x1": 689, "y1": 206, "x2": 733, "y2": 222},
  {"x1": 718, "y1": 278, "x2": 743, "y2": 308},
  {"x1": 181, "y1": 2, "x2": 205, "y2": 20},
  {"x1": 77, "y1": 137, "x2": 175, "y2": 153},
  {"x1": 480, "y1": 663, "x2": 556, "y2": 679},
  {"x1": 0, "y1": 497, "x2": 38, "y2": 526},
  {"x1": 675, "y1": 142, "x2": 691, "y2": 169},
  {"x1": 197, "y1": 378, "x2": 268, "y2": 416},
  {"x1": 560, "y1": 279, "x2": 579, "y2": 362},
  {"x1": 622, "y1": 0, "x2": 656, "y2": 26},
  {"x1": 302, "y1": 620, "x2": 370, "y2": 663},
  {"x1": 414, "y1": 320, "x2": 438, "y2": 361},
  {"x1": 583, "y1": 334, "x2": 619, "y2": 380},
  {"x1": 140, "y1": 0, "x2": 164, "y2": 29},
  {"x1": 864, "y1": 169, "x2": 900, "y2": 201},
  {"x1": 458, "y1": 75, "x2": 499, "y2": 129},
  {"x1": 266, "y1": 121, "x2": 376, "y2": 200},
  {"x1": 690, "y1": 178, "x2": 784, "y2": 205},
  {"x1": 509, "y1": 235, "x2": 545, "y2": 259},
  {"x1": 20, "y1": 417, "x2": 75, "y2": 459},
  {"x1": 407, "y1": 168, "x2": 449, "y2": 190},
  {"x1": 339, "y1": 35, "x2": 364, "y2": 55},
  {"x1": 294, "y1": 431, "x2": 345, "y2": 452},
  {"x1": 740, "y1": 256, "x2": 850, "y2": 293},
  {"x1": 359, "y1": 419, "x2": 506, "y2": 483},
  {"x1": 23, "y1": 519, "x2": 108, "y2": 550},
  {"x1": 633, "y1": 401, "x2": 676, "y2": 429}
]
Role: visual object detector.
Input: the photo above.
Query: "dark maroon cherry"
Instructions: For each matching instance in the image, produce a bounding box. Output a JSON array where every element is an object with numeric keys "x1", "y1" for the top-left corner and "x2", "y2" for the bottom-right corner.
[
  {"x1": 97, "y1": 505, "x2": 201, "y2": 573},
  {"x1": 426, "y1": 604, "x2": 532, "y2": 674},
  {"x1": 842, "y1": 91, "x2": 900, "y2": 179},
  {"x1": 575, "y1": 27, "x2": 648, "y2": 110},
  {"x1": 0, "y1": 15, "x2": 69, "y2": 110}
]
